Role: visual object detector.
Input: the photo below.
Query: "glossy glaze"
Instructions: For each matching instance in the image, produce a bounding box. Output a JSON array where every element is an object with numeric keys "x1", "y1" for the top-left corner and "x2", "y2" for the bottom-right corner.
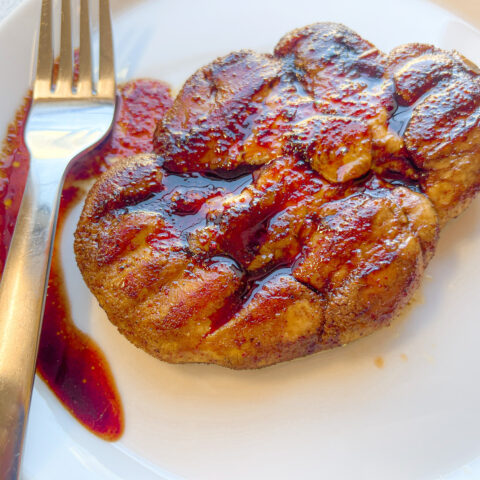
[{"x1": 75, "y1": 23, "x2": 469, "y2": 370}]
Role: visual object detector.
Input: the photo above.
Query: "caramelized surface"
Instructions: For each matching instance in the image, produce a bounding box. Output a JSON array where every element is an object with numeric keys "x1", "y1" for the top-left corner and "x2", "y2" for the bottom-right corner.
[
  {"x1": 75, "y1": 23, "x2": 480, "y2": 369},
  {"x1": 386, "y1": 44, "x2": 480, "y2": 224}
]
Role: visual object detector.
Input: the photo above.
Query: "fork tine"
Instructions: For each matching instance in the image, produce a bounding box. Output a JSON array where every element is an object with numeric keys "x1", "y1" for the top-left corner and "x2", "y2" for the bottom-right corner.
[
  {"x1": 77, "y1": 0, "x2": 93, "y2": 97},
  {"x1": 97, "y1": 0, "x2": 115, "y2": 99},
  {"x1": 57, "y1": 0, "x2": 73, "y2": 96},
  {"x1": 33, "y1": 0, "x2": 53, "y2": 99}
]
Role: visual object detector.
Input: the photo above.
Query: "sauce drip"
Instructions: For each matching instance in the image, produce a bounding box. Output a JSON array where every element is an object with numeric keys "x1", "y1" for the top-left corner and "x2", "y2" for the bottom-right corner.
[
  {"x1": 38, "y1": 186, "x2": 122, "y2": 440},
  {"x1": 0, "y1": 78, "x2": 173, "y2": 440}
]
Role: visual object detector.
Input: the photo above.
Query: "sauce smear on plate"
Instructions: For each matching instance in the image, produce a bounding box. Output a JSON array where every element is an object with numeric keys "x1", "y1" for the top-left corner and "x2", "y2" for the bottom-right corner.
[{"x1": 0, "y1": 78, "x2": 173, "y2": 440}]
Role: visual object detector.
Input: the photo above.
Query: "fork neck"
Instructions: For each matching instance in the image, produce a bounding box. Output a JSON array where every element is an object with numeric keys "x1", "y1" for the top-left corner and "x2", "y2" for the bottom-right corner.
[{"x1": 28, "y1": 154, "x2": 68, "y2": 187}]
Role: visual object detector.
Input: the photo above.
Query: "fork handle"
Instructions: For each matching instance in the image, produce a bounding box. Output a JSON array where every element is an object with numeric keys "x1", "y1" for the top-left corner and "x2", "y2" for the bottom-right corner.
[{"x1": 0, "y1": 160, "x2": 66, "y2": 479}]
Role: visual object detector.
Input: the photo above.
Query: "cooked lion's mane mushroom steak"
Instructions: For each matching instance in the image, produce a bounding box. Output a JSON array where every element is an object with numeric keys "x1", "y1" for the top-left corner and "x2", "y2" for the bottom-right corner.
[{"x1": 75, "y1": 23, "x2": 480, "y2": 369}]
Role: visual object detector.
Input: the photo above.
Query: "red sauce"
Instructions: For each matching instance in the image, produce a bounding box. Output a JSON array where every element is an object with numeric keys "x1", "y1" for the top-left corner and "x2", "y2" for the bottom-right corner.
[
  {"x1": 0, "y1": 95, "x2": 30, "y2": 272},
  {"x1": 0, "y1": 78, "x2": 173, "y2": 440}
]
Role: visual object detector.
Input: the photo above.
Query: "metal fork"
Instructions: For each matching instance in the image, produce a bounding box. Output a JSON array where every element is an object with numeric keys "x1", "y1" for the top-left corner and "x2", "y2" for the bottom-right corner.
[{"x1": 0, "y1": 0, "x2": 116, "y2": 477}]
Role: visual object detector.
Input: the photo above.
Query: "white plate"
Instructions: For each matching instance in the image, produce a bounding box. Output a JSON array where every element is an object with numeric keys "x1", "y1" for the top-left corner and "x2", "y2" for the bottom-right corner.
[{"x1": 1, "y1": 0, "x2": 480, "y2": 478}]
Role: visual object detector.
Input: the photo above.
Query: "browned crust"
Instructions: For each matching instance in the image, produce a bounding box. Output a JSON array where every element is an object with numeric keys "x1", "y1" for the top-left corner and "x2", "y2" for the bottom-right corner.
[
  {"x1": 386, "y1": 43, "x2": 480, "y2": 225},
  {"x1": 75, "y1": 22, "x2": 480, "y2": 369}
]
